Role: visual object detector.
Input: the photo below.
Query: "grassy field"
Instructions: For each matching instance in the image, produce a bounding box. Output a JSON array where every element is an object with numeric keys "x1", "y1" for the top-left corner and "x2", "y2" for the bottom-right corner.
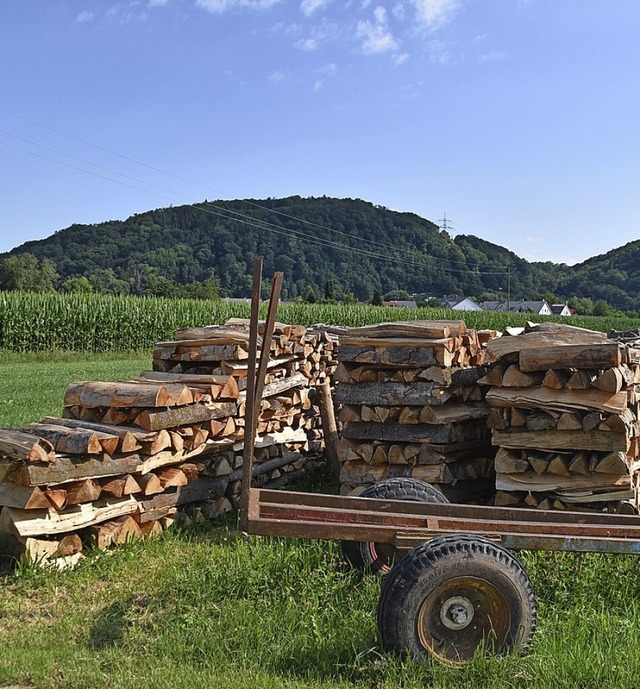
[
  {"x1": 2, "y1": 356, "x2": 640, "y2": 688},
  {"x1": 0, "y1": 351, "x2": 150, "y2": 429}
]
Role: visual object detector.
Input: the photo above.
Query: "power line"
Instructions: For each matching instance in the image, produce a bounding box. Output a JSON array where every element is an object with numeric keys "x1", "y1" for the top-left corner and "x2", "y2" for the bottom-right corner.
[{"x1": 0, "y1": 113, "x2": 512, "y2": 276}]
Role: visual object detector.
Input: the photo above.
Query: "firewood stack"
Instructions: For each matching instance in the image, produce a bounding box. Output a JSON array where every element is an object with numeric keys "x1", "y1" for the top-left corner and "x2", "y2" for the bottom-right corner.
[
  {"x1": 153, "y1": 318, "x2": 338, "y2": 385},
  {"x1": 0, "y1": 379, "x2": 240, "y2": 566},
  {"x1": 483, "y1": 322, "x2": 640, "y2": 512},
  {"x1": 335, "y1": 320, "x2": 497, "y2": 498},
  {"x1": 0, "y1": 320, "x2": 336, "y2": 565},
  {"x1": 151, "y1": 319, "x2": 337, "y2": 507}
]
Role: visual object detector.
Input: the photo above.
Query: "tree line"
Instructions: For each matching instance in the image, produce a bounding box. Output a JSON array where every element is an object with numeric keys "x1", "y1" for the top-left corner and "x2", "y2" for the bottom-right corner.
[{"x1": 2, "y1": 196, "x2": 639, "y2": 314}]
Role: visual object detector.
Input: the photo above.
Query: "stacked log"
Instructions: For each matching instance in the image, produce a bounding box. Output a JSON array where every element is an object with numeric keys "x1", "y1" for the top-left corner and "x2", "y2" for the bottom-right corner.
[
  {"x1": 483, "y1": 322, "x2": 640, "y2": 512},
  {"x1": 151, "y1": 319, "x2": 337, "y2": 506},
  {"x1": 152, "y1": 319, "x2": 338, "y2": 385},
  {"x1": 0, "y1": 379, "x2": 239, "y2": 566},
  {"x1": 0, "y1": 319, "x2": 336, "y2": 565},
  {"x1": 335, "y1": 320, "x2": 497, "y2": 498}
]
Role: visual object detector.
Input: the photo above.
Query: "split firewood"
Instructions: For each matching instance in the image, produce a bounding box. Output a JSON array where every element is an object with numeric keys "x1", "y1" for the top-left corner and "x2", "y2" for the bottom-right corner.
[
  {"x1": 100, "y1": 475, "x2": 142, "y2": 499},
  {"x1": 0, "y1": 483, "x2": 51, "y2": 510},
  {"x1": 134, "y1": 401, "x2": 236, "y2": 431},
  {"x1": 65, "y1": 479, "x2": 102, "y2": 505},
  {"x1": 41, "y1": 417, "x2": 143, "y2": 453},
  {"x1": 28, "y1": 423, "x2": 118, "y2": 456},
  {"x1": 0, "y1": 430, "x2": 55, "y2": 464},
  {"x1": 64, "y1": 381, "x2": 194, "y2": 408},
  {"x1": 542, "y1": 369, "x2": 570, "y2": 390},
  {"x1": 91, "y1": 515, "x2": 142, "y2": 549}
]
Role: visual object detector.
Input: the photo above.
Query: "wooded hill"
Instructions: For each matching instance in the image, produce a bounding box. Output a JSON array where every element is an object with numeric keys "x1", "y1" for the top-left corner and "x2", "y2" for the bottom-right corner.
[{"x1": 2, "y1": 196, "x2": 637, "y2": 308}]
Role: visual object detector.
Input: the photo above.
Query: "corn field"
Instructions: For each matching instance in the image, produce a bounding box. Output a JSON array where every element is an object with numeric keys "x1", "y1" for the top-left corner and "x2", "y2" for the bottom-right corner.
[{"x1": 0, "y1": 291, "x2": 636, "y2": 352}]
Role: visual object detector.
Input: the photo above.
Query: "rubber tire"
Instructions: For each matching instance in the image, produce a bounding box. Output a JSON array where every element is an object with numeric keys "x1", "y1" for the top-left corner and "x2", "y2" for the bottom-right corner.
[
  {"x1": 341, "y1": 478, "x2": 449, "y2": 575},
  {"x1": 378, "y1": 534, "x2": 537, "y2": 665}
]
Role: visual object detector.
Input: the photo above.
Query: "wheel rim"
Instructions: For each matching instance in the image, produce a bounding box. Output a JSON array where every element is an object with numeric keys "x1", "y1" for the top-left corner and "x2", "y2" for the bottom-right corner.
[
  {"x1": 368, "y1": 541, "x2": 398, "y2": 573},
  {"x1": 416, "y1": 576, "x2": 512, "y2": 665}
]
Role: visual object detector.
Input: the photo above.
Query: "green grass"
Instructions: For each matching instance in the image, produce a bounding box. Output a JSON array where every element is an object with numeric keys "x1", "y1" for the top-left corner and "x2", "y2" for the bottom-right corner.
[
  {"x1": 2, "y1": 522, "x2": 640, "y2": 689},
  {"x1": 0, "y1": 351, "x2": 150, "y2": 428},
  {"x1": 2, "y1": 355, "x2": 640, "y2": 687}
]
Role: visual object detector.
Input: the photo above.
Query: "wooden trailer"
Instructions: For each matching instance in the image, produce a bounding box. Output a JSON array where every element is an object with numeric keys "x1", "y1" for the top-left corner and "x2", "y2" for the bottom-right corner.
[{"x1": 239, "y1": 261, "x2": 640, "y2": 665}]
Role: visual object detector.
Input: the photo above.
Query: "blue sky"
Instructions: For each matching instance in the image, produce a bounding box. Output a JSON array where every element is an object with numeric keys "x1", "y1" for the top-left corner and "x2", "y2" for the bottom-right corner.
[{"x1": 1, "y1": 0, "x2": 639, "y2": 265}]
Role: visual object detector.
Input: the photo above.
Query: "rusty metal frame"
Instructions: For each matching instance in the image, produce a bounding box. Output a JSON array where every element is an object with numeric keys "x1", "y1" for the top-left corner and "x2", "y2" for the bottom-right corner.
[{"x1": 240, "y1": 263, "x2": 640, "y2": 556}]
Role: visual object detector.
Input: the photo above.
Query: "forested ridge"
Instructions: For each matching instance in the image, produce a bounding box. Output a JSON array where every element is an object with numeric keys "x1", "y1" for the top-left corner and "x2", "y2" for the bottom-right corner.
[{"x1": 1, "y1": 196, "x2": 637, "y2": 309}]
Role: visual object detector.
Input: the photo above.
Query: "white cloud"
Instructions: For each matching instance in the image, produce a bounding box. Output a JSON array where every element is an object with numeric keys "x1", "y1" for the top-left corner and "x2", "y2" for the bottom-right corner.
[
  {"x1": 412, "y1": 0, "x2": 460, "y2": 31},
  {"x1": 392, "y1": 1, "x2": 405, "y2": 20},
  {"x1": 313, "y1": 63, "x2": 336, "y2": 91},
  {"x1": 292, "y1": 18, "x2": 336, "y2": 51},
  {"x1": 268, "y1": 70, "x2": 286, "y2": 82},
  {"x1": 296, "y1": 37, "x2": 318, "y2": 50},
  {"x1": 272, "y1": 21, "x2": 301, "y2": 34},
  {"x1": 394, "y1": 51, "x2": 409, "y2": 64},
  {"x1": 196, "y1": 0, "x2": 280, "y2": 13},
  {"x1": 300, "y1": 0, "x2": 329, "y2": 17},
  {"x1": 479, "y1": 50, "x2": 507, "y2": 63},
  {"x1": 356, "y1": 6, "x2": 399, "y2": 54},
  {"x1": 319, "y1": 62, "x2": 336, "y2": 76},
  {"x1": 76, "y1": 10, "x2": 94, "y2": 22},
  {"x1": 148, "y1": 0, "x2": 169, "y2": 6},
  {"x1": 428, "y1": 38, "x2": 453, "y2": 64}
]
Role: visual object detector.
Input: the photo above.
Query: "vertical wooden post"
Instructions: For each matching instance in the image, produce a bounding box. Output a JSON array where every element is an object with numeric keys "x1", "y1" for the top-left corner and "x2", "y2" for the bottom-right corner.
[
  {"x1": 315, "y1": 380, "x2": 340, "y2": 483},
  {"x1": 239, "y1": 260, "x2": 262, "y2": 531},
  {"x1": 239, "y1": 261, "x2": 283, "y2": 532}
]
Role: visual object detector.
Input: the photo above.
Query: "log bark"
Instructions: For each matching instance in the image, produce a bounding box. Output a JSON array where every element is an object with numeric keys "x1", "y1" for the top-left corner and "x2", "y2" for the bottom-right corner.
[
  {"x1": 341, "y1": 420, "x2": 488, "y2": 444},
  {"x1": 335, "y1": 382, "x2": 449, "y2": 407},
  {"x1": 134, "y1": 401, "x2": 236, "y2": 431},
  {"x1": 486, "y1": 386, "x2": 627, "y2": 414},
  {"x1": 0, "y1": 483, "x2": 51, "y2": 509},
  {"x1": 28, "y1": 423, "x2": 118, "y2": 455},
  {"x1": 492, "y1": 429, "x2": 630, "y2": 452},
  {"x1": 64, "y1": 381, "x2": 193, "y2": 408},
  {"x1": 0, "y1": 430, "x2": 55, "y2": 464},
  {"x1": 519, "y1": 343, "x2": 621, "y2": 372}
]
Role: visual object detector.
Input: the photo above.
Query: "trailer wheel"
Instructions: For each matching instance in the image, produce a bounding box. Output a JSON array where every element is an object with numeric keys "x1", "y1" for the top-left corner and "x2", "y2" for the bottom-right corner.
[
  {"x1": 377, "y1": 534, "x2": 536, "y2": 665},
  {"x1": 342, "y1": 478, "x2": 449, "y2": 574}
]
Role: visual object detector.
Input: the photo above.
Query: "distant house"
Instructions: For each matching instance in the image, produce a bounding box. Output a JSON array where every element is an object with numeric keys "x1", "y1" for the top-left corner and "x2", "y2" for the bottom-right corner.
[
  {"x1": 551, "y1": 303, "x2": 572, "y2": 316},
  {"x1": 482, "y1": 300, "x2": 553, "y2": 315},
  {"x1": 441, "y1": 296, "x2": 483, "y2": 312},
  {"x1": 383, "y1": 300, "x2": 418, "y2": 309}
]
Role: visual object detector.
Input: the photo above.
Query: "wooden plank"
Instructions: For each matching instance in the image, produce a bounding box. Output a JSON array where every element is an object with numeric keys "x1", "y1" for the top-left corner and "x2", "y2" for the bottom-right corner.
[
  {"x1": 1, "y1": 439, "x2": 227, "y2": 487},
  {"x1": 137, "y1": 371, "x2": 242, "y2": 398},
  {"x1": 486, "y1": 328, "x2": 607, "y2": 363},
  {"x1": 337, "y1": 344, "x2": 440, "y2": 368},
  {"x1": 418, "y1": 402, "x2": 490, "y2": 425},
  {"x1": 238, "y1": 372, "x2": 308, "y2": 402},
  {"x1": 1, "y1": 496, "x2": 140, "y2": 537},
  {"x1": 154, "y1": 342, "x2": 249, "y2": 361},
  {"x1": 40, "y1": 417, "x2": 144, "y2": 453}
]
